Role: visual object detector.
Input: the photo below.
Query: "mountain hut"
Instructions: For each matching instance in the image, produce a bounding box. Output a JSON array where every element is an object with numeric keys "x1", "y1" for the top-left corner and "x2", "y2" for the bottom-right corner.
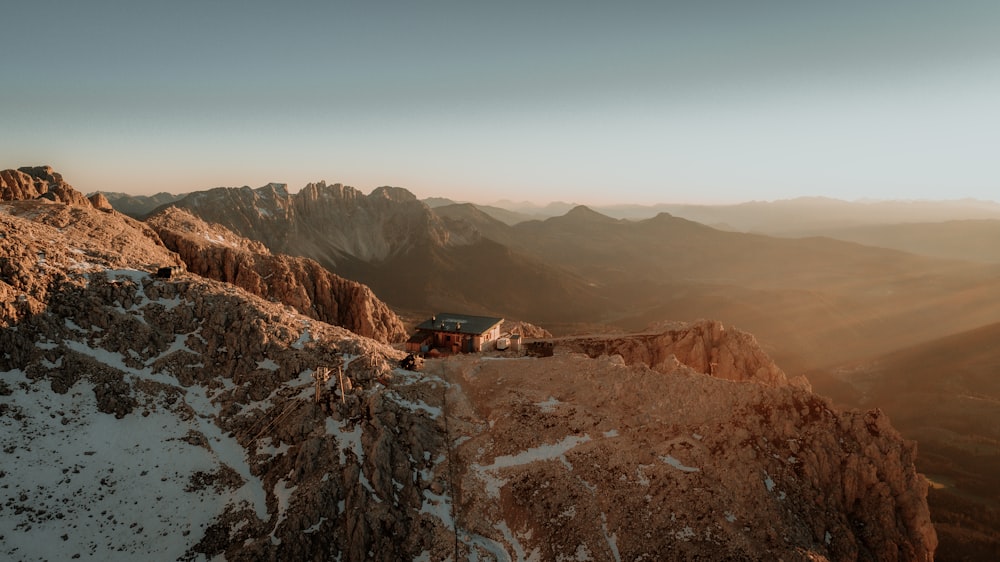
[{"x1": 407, "y1": 313, "x2": 505, "y2": 354}]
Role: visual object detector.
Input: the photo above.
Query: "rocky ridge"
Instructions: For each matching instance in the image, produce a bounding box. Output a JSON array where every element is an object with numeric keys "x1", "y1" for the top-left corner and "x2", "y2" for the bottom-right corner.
[
  {"x1": 438, "y1": 347, "x2": 936, "y2": 560},
  {"x1": 1, "y1": 197, "x2": 450, "y2": 560},
  {"x1": 96, "y1": 191, "x2": 186, "y2": 218},
  {"x1": 131, "y1": 180, "x2": 609, "y2": 323},
  {"x1": 147, "y1": 206, "x2": 407, "y2": 344},
  {"x1": 155, "y1": 181, "x2": 471, "y2": 265},
  {"x1": 553, "y1": 319, "x2": 800, "y2": 388},
  {"x1": 1, "y1": 166, "x2": 93, "y2": 207}
]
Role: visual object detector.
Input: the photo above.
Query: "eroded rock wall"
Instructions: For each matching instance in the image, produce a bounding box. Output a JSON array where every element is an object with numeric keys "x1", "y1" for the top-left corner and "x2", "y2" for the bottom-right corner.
[
  {"x1": 148, "y1": 207, "x2": 407, "y2": 344},
  {"x1": 556, "y1": 319, "x2": 794, "y2": 387},
  {"x1": 1, "y1": 166, "x2": 92, "y2": 206}
]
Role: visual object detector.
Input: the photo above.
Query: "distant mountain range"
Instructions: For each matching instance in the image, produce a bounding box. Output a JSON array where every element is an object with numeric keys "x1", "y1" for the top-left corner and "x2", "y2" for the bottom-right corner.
[
  {"x1": 422, "y1": 195, "x2": 1000, "y2": 231},
  {"x1": 103, "y1": 183, "x2": 1000, "y2": 378},
  {"x1": 130, "y1": 182, "x2": 608, "y2": 324}
]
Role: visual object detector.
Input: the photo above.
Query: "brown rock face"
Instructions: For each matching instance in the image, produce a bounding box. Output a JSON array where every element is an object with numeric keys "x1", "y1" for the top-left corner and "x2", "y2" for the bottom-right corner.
[
  {"x1": 500, "y1": 319, "x2": 553, "y2": 339},
  {"x1": 87, "y1": 192, "x2": 114, "y2": 211},
  {"x1": 147, "y1": 207, "x2": 407, "y2": 344},
  {"x1": 0, "y1": 166, "x2": 92, "y2": 206},
  {"x1": 0, "y1": 200, "x2": 180, "y2": 326},
  {"x1": 152, "y1": 181, "x2": 458, "y2": 265},
  {"x1": 437, "y1": 352, "x2": 937, "y2": 561},
  {"x1": 555, "y1": 319, "x2": 797, "y2": 387}
]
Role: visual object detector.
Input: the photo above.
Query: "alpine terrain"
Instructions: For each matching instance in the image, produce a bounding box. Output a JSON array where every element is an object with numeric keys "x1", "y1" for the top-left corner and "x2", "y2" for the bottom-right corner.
[{"x1": 1, "y1": 167, "x2": 938, "y2": 560}]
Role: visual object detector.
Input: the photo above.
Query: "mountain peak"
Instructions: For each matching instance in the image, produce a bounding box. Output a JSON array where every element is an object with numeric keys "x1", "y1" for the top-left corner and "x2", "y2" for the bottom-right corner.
[
  {"x1": 255, "y1": 182, "x2": 289, "y2": 197},
  {"x1": 1, "y1": 166, "x2": 91, "y2": 207},
  {"x1": 369, "y1": 185, "x2": 418, "y2": 202},
  {"x1": 559, "y1": 205, "x2": 615, "y2": 222}
]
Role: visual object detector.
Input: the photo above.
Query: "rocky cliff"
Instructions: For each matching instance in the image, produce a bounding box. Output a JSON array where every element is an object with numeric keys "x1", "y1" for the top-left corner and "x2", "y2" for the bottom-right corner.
[
  {"x1": 1, "y1": 166, "x2": 93, "y2": 207},
  {"x1": 437, "y1": 348, "x2": 937, "y2": 561},
  {"x1": 153, "y1": 181, "x2": 465, "y2": 265},
  {"x1": 1, "y1": 197, "x2": 443, "y2": 560},
  {"x1": 1, "y1": 195, "x2": 936, "y2": 560},
  {"x1": 554, "y1": 319, "x2": 798, "y2": 387},
  {"x1": 97, "y1": 190, "x2": 186, "y2": 218},
  {"x1": 146, "y1": 207, "x2": 407, "y2": 344},
  {"x1": 127, "y1": 180, "x2": 614, "y2": 324}
]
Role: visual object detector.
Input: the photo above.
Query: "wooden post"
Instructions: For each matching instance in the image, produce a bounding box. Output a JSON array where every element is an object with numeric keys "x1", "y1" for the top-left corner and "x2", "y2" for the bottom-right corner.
[
  {"x1": 337, "y1": 366, "x2": 346, "y2": 404},
  {"x1": 312, "y1": 366, "x2": 332, "y2": 403}
]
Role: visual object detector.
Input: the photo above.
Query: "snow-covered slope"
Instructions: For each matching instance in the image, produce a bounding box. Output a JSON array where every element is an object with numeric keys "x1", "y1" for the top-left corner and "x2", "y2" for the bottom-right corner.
[{"x1": 0, "y1": 200, "x2": 446, "y2": 560}]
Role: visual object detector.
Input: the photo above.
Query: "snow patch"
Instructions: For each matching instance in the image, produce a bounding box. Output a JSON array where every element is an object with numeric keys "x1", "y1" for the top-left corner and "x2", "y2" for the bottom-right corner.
[
  {"x1": 257, "y1": 358, "x2": 280, "y2": 371},
  {"x1": 0, "y1": 370, "x2": 265, "y2": 561},
  {"x1": 292, "y1": 323, "x2": 313, "y2": 349},
  {"x1": 388, "y1": 391, "x2": 442, "y2": 418},
  {"x1": 475, "y1": 435, "x2": 592, "y2": 498},
  {"x1": 327, "y1": 418, "x2": 364, "y2": 466},
  {"x1": 660, "y1": 454, "x2": 700, "y2": 473},
  {"x1": 535, "y1": 396, "x2": 561, "y2": 413},
  {"x1": 599, "y1": 512, "x2": 622, "y2": 562},
  {"x1": 763, "y1": 471, "x2": 776, "y2": 493}
]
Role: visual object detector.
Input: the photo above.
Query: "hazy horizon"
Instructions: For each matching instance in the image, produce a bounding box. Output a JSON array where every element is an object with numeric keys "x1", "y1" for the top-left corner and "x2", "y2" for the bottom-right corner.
[{"x1": 4, "y1": 1, "x2": 1000, "y2": 205}]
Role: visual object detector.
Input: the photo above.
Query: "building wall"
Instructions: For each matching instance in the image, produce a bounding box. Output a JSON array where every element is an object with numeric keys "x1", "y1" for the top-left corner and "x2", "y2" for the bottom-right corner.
[{"x1": 423, "y1": 325, "x2": 503, "y2": 353}]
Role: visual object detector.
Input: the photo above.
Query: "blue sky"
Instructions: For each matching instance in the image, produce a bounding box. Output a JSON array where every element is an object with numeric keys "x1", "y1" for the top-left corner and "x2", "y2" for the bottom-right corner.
[{"x1": 4, "y1": 1, "x2": 999, "y2": 204}]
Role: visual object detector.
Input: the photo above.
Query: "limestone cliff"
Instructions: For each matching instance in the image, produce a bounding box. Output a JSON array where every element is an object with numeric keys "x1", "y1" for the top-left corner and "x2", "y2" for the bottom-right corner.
[
  {"x1": 135, "y1": 180, "x2": 605, "y2": 323},
  {"x1": 438, "y1": 351, "x2": 936, "y2": 561},
  {"x1": 1, "y1": 166, "x2": 92, "y2": 206},
  {"x1": 153, "y1": 181, "x2": 463, "y2": 265},
  {"x1": 147, "y1": 207, "x2": 407, "y2": 344},
  {"x1": 554, "y1": 319, "x2": 797, "y2": 387}
]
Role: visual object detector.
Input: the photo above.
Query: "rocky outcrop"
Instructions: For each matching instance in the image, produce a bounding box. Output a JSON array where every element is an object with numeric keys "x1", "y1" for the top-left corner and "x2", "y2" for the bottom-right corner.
[
  {"x1": 87, "y1": 191, "x2": 113, "y2": 211},
  {"x1": 149, "y1": 181, "x2": 466, "y2": 265},
  {"x1": 555, "y1": 319, "x2": 797, "y2": 387},
  {"x1": 439, "y1": 352, "x2": 937, "y2": 560},
  {"x1": 97, "y1": 191, "x2": 185, "y2": 218},
  {"x1": 147, "y1": 207, "x2": 407, "y2": 344},
  {"x1": 1, "y1": 166, "x2": 92, "y2": 206},
  {"x1": 0, "y1": 200, "x2": 180, "y2": 325},
  {"x1": 1, "y1": 201, "x2": 432, "y2": 560},
  {"x1": 124, "y1": 179, "x2": 608, "y2": 322},
  {"x1": 500, "y1": 319, "x2": 553, "y2": 339}
]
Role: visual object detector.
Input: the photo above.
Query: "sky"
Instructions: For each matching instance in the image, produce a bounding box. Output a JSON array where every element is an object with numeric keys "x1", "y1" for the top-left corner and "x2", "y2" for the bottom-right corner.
[{"x1": 3, "y1": 0, "x2": 1000, "y2": 205}]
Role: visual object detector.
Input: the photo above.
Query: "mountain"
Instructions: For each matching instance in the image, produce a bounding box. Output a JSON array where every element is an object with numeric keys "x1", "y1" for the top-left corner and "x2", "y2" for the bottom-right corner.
[
  {"x1": 421, "y1": 196, "x2": 460, "y2": 208},
  {"x1": 477, "y1": 197, "x2": 1000, "y2": 231},
  {"x1": 430, "y1": 202, "x2": 518, "y2": 246},
  {"x1": 499, "y1": 206, "x2": 1000, "y2": 374},
  {"x1": 791, "y1": 220, "x2": 1000, "y2": 263},
  {"x1": 640, "y1": 198, "x2": 1000, "y2": 235},
  {"x1": 438, "y1": 327, "x2": 936, "y2": 560},
  {"x1": 0, "y1": 196, "x2": 429, "y2": 559},
  {"x1": 146, "y1": 207, "x2": 407, "y2": 344},
  {"x1": 809, "y1": 322, "x2": 1000, "y2": 561},
  {"x1": 1, "y1": 166, "x2": 94, "y2": 207},
  {"x1": 152, "y1": 182, "x2": 458, "y2": 265},
  {"x1": 97, "y1": 191, "x2": 186, "y2": 218},
  {"x1": 148, "y1": 182, "x2": 607, "y2": 324}
]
